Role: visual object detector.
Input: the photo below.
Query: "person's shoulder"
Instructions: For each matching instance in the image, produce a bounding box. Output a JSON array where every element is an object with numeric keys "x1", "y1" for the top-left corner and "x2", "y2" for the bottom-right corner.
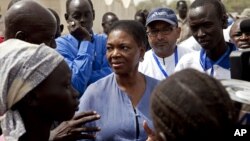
[
  {"x1": 0, "y1": 39, "x2": 40, "y2": 50},
  {"x1": 178, "y1": 36, "x2": 201, "y2": 51},
  {"x1": 175, "y1": 51, "x2": 200, "y2": 72},
  {"x1": 87, "y1": 73, "x2": 115, "y2": 89},
  {"x1": 93, "y1": 33, "x2": 107, "y2": 41},
  {"x1": 178, "y1": 51, "x2": 200, "y2": 64},
  {"x1": 177, "y1": 44, "x2": 194, "y2": 54},
  {"x1": 139, "y1": 50, "x2": 153, "y2": 70},
  {"x1": 56, "y1": 34, "x2": 71, "y2": 40},
  {"x1": 82, "y1": 73, "x2": 114, "y2": 98},
  {"x1": 55, "y1": 34, "x2": 76, "y2": 44},
  {"x1": 144, "y1": 74, "x2": 160, "y2": 86},
  {"x1": 143, "y1": 49, "x2": 153, "y2": 59}
]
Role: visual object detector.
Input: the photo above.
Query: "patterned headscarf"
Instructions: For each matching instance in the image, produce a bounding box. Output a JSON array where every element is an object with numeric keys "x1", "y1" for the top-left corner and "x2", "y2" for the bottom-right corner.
[{"x1": 0, "y1": 39, "x2": 64, "y2": 141}]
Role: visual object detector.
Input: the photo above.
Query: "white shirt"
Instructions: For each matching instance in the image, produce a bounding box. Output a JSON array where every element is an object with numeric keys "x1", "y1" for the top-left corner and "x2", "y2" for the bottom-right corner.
[
  {"x1": 178, "y1": 36, "x2": 201, "y2": 51},
  {"x1": 139, "y1": 45, "x2": 193, "y2": 80},
  {"x1": 175, "y1": 51, "x2": 231, "y2": 79}
]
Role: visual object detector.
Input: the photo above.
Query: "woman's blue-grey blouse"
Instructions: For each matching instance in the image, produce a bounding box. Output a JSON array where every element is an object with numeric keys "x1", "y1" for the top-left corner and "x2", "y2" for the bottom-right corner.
[{"x1": 78, "y1": 73, "x2": 159, "y2": 141}]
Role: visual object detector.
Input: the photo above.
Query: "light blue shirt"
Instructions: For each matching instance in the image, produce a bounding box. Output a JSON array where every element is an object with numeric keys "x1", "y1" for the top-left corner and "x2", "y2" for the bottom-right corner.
[
  {"x1": 78, "y1": 73, "x2": 159, "y2": 141},
  {"x1": 56, "y1": 34, "x2": 112, "y2": 96}
]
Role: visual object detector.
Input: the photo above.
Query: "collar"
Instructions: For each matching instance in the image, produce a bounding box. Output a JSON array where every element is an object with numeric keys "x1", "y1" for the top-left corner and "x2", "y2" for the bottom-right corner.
[{"x1": 200, "y1": 42, "x2": 237, "y2": 70}]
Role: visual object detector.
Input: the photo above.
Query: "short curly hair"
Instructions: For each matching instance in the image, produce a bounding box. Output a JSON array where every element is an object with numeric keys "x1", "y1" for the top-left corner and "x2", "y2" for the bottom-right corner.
[{"x1": 108, "y1": 20, "x2": 147, "y2": 49}]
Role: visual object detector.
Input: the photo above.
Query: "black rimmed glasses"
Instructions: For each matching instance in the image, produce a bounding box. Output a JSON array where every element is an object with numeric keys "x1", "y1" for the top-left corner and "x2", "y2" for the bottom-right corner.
[{"x1": 147, "y1": 26, "x2": 176, "y2": 37}]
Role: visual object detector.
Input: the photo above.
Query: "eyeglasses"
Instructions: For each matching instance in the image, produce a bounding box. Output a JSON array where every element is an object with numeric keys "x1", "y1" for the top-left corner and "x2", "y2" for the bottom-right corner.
[{"x1": 147, "y1": 27, "x2": 175, "y2": 37}]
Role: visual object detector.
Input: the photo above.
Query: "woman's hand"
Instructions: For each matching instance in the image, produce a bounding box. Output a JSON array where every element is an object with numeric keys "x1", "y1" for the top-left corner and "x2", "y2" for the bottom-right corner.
[
  {"x1": 50, "y1": 111, "x2": 101, "y2": 141},
  {"x1": 143, "y1": 120, "x2": 157, "y2": 141}
]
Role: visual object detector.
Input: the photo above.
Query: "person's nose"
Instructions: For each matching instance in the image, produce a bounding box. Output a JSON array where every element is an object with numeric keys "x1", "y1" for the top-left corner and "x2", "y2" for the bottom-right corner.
[
  {"x1": 197, "y1": 28, "x2": 205, "y2": 37},
  {"x1": 79, "y1": 16, "x2": 87, "y2": 23},
  {"x1": 156, "y1": 31, "x2": 165, "y2": 40},
  {"x1": 111, "y1": 48, "x2": 121, "y2": 57}
]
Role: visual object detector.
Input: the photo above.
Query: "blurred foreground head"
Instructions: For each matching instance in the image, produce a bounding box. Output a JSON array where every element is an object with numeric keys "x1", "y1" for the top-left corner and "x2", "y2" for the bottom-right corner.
[
  {"x1": 151, "y1": 69, "x2": 238, "y2": 141},
  {"x1": 5, "y1": 0, "x2": 57, "y2": 48}
]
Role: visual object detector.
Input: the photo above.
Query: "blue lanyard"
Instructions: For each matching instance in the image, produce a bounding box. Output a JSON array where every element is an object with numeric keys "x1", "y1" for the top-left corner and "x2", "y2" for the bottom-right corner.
[
  {"x1": 152, "y1": 47, "x2": 178, "y2": 78},
  {"x1": 200, "y1": 46, "x2": 231, "y2": 76}
]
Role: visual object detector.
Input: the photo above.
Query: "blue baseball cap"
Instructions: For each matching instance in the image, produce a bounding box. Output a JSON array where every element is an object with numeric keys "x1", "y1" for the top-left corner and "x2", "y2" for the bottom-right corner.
[{"x1": 146, "y1": 7, "x2": 178, "y2": 26}]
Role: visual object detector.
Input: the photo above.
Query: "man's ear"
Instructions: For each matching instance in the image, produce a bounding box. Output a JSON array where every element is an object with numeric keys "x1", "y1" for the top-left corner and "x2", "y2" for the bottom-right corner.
[
  {"x1": 15, "y1": 31, "x2": 27, "y2": 41},
  {"x1": 92, "y1": 10, "x2": 95, "y2": 20},
  {"x1": 65, "y1": 13, "x2": 69, "y2": 22},
  {"x1": 176, "y1": 27, "x2": 181, "y2": 38},
  {"x1": 60, "y1": 24, "x2": 64, "y2": 33},
  {"x1": 222, "y1": 14, "x2": 228, "y2": 29}
]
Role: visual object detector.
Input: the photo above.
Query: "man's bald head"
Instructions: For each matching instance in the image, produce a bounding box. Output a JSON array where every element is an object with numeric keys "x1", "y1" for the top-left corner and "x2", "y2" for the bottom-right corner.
[
  {"x1": 7, "y1": 0, "x2": 22, "y2": 9},
  {"x1": 4, "y1": 0, "x2": 57, "y2": 48}
]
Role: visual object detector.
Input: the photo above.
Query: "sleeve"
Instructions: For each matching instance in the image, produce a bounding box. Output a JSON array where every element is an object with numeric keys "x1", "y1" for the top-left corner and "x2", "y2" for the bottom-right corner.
[
  {"x1": 56, "y1": 36, "x2": 95, "y2": 95},
  {"x1": 77, "y1": 85, "x2": 97, "y2": 141},
  {"x1": 88, "y1": 35, "x2": 112, "y2": 84},
  {"x1": 77, "y1": 84, "x2": 96, "y2": 114}
]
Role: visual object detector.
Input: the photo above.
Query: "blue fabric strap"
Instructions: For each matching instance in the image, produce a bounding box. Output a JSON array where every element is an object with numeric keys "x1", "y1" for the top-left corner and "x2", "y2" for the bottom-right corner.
[
  {"x1": 199, "y1": 43, "x2": 236, "y2": 76},
  {"x1": 152, "y1": 47, "x2": 178, "y2": 78}
]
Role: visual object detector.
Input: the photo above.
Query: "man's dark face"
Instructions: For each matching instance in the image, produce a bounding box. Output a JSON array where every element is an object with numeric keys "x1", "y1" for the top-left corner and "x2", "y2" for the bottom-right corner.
[
  {"x1": 135, "y1": 15, "x2": 146, "y2": 26},
  {"x1": 66, "y1": 0, "x2": 94, "y2": 33},
  {"x1": 188, "y1": 4, "x2": 225, "y2": 51},
  {"x1": 177, "y1": 2, "x2": 188, "y2": 19},
  {"x1": 230, "y1": 19, "x2": 250, "y2": 49},
  {"x1": 102, "y1": 15, "x2": 118, "y2": 34}
]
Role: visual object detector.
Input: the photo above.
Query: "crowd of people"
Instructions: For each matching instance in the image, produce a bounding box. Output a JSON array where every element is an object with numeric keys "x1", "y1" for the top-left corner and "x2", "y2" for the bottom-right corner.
[{"x1": 0, "y1": 0, "x2": 250, "y2": 141}]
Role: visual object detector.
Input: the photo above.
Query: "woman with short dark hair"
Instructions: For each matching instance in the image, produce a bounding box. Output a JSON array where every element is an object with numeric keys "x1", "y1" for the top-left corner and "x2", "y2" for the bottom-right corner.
[{"x1": 78, "y1": 20, "x2": 159, "y2": 140}]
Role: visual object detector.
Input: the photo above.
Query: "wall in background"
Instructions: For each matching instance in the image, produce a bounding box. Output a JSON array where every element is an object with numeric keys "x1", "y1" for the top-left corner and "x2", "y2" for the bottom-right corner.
[{"x1": 0, "y1": 0, "x2": 137, "y2": 35}]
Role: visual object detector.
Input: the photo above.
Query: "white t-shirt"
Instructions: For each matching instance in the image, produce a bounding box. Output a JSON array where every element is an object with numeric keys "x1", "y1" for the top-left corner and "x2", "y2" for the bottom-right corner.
[
  {"x1": 178, "y1": 36, "x2": 202, "y2": 51},
  {"x1": 139, "y1": 45, "x2": 193, "y2": 80},
  {"x1": 175, "y1": 51, "x2": 231, "y2": 79}
]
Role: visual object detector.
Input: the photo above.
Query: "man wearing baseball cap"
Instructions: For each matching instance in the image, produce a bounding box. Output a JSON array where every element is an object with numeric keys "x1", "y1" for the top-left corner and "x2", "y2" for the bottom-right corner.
[{"x1": 139, "y1": 7, "x2": 193, "y2": 80}]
